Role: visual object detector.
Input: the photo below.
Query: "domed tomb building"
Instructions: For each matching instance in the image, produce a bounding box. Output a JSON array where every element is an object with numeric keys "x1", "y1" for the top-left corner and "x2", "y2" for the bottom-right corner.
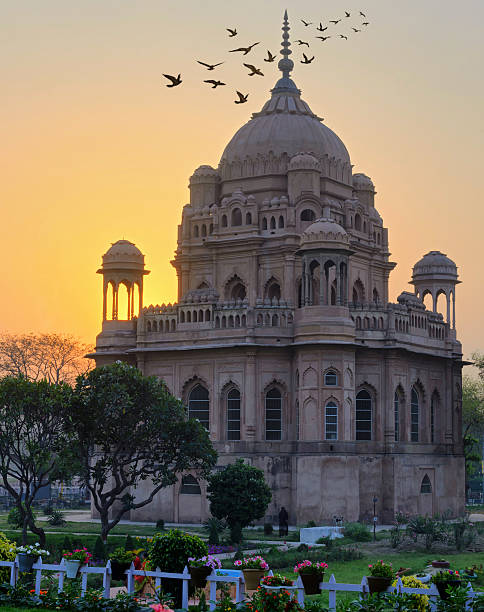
[{"x1": 93, "y1": 13, "x2": 464, "y2": 523}]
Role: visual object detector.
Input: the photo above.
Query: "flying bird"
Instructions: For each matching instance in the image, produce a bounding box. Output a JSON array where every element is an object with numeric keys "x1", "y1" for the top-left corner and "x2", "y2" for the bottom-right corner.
[
  {"x1": 301, "y1": 53, "x2": 315, "y2": 64},
  {"x1": 226, "y1": 28, "x2": 237, "y2": 37},
  {"x1": 243, "y1": 63, "x2": 264, "y2": 76},
  {"x1": 204, "y1": 79, "x2": 226, "y2": 89},
  {"x1": 330, "y1": 19, "x2": 341, "y2": 24},
  {"x1": 317, "y1": 23, "x2": 328, "y2": 32},
  {"x1": 162, "y1": 74, "x2": 182, "y2": 87},
  {"x1": 352, "y1": 28, "x2": 361, "y2": 32},
  {"x1": 264, "y1": 50, "x2": 276, "y2": 62},
  {"x1": 234, "y1": 91, "x2": 249, "y2": 104},
  {"x1": 345, "y1": 11, "x2": 351, "y2": 17},
  {"x1": 301, "y1": 19, "x2": 312, "y2": 26},
  {"x1": 362, "y1": 22, "x2": 370, "y2": 26},
  {"x1": 197, "y1": 61, "x2": 224, "y2": 70},
  {"x1": 360, "y1": 11, "x2": 366, "y2": 17},
  {"x1": 316, "y1": 36, "x2": 331, "y2": 41},
  {"x1": 229, "y1": 42, "x2": 260, "y2": 55},
  {"x1": 296, "y1": 39, "x2": 310, "y2": 47},
  {"x1": 339, "y1": 34, "x2": 348, "y2": 40}
]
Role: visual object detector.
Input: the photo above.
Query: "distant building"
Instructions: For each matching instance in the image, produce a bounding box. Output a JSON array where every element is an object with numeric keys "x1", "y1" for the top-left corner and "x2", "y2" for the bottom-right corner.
[{"x1": 92, "y1": 13, "x2": 465, "y2": 524}]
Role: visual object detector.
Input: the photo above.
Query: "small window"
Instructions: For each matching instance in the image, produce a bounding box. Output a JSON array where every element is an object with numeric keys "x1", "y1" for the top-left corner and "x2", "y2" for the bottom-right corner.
[
  {"x1": 420, "y1": 475, "x2": 432, "y2": 494},
  {"x1": 300, "y1": 209, "x2": 316, "y2": 222},
  {"x1": 394, "y1": 390, "x2": 401, "y2": 442},
  {"x1": 180, "y1": 475, "x2": 201, "y2": 495},
  {"x1": 356, "y1": 390, "x2": 372, "y2": 441},
  {"x1": 227, "y1": 389, "x2": 241, "y2": 441},
  {"x1": 411, "y1": 387, "x2": 419, "y2": 442},
  {"x1": 246, "y1": 212, "x2": 252, "y2": 224},
  {"x1": 278, "y1": 215, "x2": 284, "y2": 228},
  {"x1": 265, "y1": 388, "x2": 282, "y2": 440},
  {"x1": 231, "y1": 208, "x2": 242, "y2": 226},
  {"x1": 270, "y1": 216, "x2": 276, "y2": 230},
  {"x1": 324, "y1": 370, "x2": 338, "y2": 386},
  {"x1": 262, "y1": 217, "x2": 268, "y2": 230},
  {"x1": 194, "y1": 225, "x2": 199, "y2": 238},
  {"x1": 221, "y1": 214, "x2": 228, "y2": 228},
  {"x1": 325, "y1": 402, "x2": 338, "y2": 440}
]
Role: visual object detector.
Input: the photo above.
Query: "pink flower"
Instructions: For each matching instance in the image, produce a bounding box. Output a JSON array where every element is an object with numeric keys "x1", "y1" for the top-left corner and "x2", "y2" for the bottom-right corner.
[{"x1": 151, "y1": 605, "x2": 173, "y2": 612}]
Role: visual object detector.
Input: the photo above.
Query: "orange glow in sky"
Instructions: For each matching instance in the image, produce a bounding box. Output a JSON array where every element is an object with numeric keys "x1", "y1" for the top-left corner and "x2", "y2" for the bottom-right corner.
[{"x1": 2, "y1": 0, "x2": 483, "y2": 358}]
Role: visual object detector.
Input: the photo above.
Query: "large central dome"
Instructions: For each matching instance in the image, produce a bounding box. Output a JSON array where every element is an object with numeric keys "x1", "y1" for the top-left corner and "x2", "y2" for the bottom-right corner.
[{"x1": 219, "y1": 11, "x2": 351, "y2": 184}]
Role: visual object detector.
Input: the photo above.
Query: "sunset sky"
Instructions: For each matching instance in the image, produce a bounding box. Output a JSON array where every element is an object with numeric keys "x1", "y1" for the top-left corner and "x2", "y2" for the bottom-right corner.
[{"x1": 2, "y1": 0, "x2": 483, "y2": 360}]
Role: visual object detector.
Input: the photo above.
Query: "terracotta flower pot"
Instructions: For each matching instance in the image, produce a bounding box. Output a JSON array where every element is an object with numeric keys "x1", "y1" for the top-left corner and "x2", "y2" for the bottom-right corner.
[
  {"x1": 17, "y1": 553, "x2": 38, "y2": 573},
  {"x1": 189, "y1": 565, "x2": 212, "y2": 589},
  {"x1": 111, "y1": 560, "x2": 130, "y2": 581},
  {"x1": 366, "y1": 576, "x2": 392, "y2": 594},
  {"x1": 243, "y1": 568, "x2": 266, "y2": 590},
  {"x1": 300, "y1": 572, "x2": 324, "y2": 595},
  {"x1": 65, "y1": 559, "x2": 82, "y2": 578},
  {"x1": 436, "y1": 580, "x2": 462, "y2": 600}
]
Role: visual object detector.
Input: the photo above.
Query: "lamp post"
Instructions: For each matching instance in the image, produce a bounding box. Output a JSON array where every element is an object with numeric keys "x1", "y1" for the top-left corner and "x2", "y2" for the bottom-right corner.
[{"x1": 372, "y1": 496, "x2": 378, "y2": 541}]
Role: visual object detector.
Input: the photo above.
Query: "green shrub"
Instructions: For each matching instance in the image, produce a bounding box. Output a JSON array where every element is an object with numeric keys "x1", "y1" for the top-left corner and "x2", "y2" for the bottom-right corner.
[
  {"x1": 316, "y1": 535, "x2": 334, "y2": 549},
  {"x1": 93, "y1": 536, "x2": 107, "y2": 562},
  {"x1": 155, "y1": 519, "x2": 165, "y2": 532},
  {"x1": 7, "y1": 504, "x2": 36, "y2": 529},
  {"x1": 47, "y1": 509, "x2": 67, "y2": 526},
  {"x1": 148, "y1": 529, "x2": 207, "y2": 607},
  {"x1": 343, "y1": 522, "x2": 372, "y2": 542},
  {"x1": 0, "y1": 533, "x2": 16, "y2": 582},
  {"x1": 306, "y1": 520, "x2": 316, "y2": 528},
  {"x1": 204, "y1": 517, "x2": 224, "y2": 545},
  {"x1": 264, "y1": 523, "x2": 273, "y2": 535},
  {"x1": 406, "y1": 514, "x2": 449, "y2": 551},
  {"x1": 124, "y1": 534, "x2": 134, "y2": 551}
]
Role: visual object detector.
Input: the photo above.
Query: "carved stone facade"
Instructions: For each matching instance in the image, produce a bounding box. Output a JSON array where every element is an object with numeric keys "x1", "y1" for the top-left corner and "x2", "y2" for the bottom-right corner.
[{"x1": 92, "y1": 14, "x2": 465, "y2": 524}]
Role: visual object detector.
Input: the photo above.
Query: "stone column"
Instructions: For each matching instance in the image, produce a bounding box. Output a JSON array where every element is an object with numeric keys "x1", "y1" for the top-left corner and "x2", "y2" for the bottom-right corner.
[
  {"x1": 244, "y1": 351, "x2": 257, "y2": 440},
  {"x1": 284, "y1": 254, "x2": 295, "y2": 303}
]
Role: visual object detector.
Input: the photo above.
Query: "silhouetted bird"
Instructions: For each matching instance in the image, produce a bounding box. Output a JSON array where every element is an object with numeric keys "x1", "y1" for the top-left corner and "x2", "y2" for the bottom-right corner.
[
  {"x1": 264, "y1": 50, "x2": 276, "y2": 62},
  {"x1": 362, "y1": 22, "x2": 370, "y2": 26},
  {"x1": 243, "y1": 63, "x2": 264, "y2": 76},
  {"x1": 316, "y1": 36, "x2": 331, "y2": 41},
  {"x1": 301, "y1": 53, "x2": 315, "y2": 64},
  {"x1": 227, "y1": 28, "x2": 237, "y2": 37},
  {"x1": 352, "y1": 28, "x2": 361, "y2": 32},
  {"x1": 162, "y1": 74, "x2": 182, "y2": 87},
  {"x1": 339, "y1": 34, "x2": 348, "y2": 40},
  {"x1": 234, "y1": 91, "x2": 249, "y2": 104},
  {"x1": 301, "y1": 19, "x2": 312, "y2": 26},
  {"x1": 197, "y1": 61, "x2": 224, "y2": 70},
  {"x1": 204, "y1": 80, "x2": 226, "y2": 88},
  {"x1": 360, "y1": 11, "x2": 366, "y2": 17},
  {"x1": 330, "y1": 19, "x2": 341, "y2": 24},
  {"x1": 229, "y1": 42, "x2": 260, "y2": 55},
  {"x1": 345, "y1": 11, "x2": 351, "y2": 17},
  {"x1": 296, "y1": 40, "x2": 310, "y2": 47},
  {"x1": 317, "y1": 23, "x2": 328, "y2": 32}
]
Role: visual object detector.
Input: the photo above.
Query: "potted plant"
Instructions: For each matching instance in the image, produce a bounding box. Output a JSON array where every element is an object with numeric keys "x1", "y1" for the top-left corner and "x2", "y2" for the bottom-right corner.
[
  {"x1": 366, "y1": 560, "x2": 394, "y2": 594},
  {"x1": 109, "y1": 547, "x2": 137, "y2": 581},
  {"x1": 62, "y1": 547, "x2": 92, "y2": 578},
  {"x1": 261, "y1": 574, "x2": 295, "y2": 592},
  {"x1": 431, "y1": 559, "x2": 450, "y2": 568},
  {"x1": 188, "y1": 555, "x2": 221, "y2": 589},
  {"x1": 234, "y1": 555, "x2": 269, "y2": 590},
  {"x1": 16, "y1": 544, "x2": 49, "y2": 573},
  {"x1": 430, "y1": 570, "x2": 462, "y2": 600},
  {"x1": 294, "y1": 560, "x2": 328, "y2": 595}
]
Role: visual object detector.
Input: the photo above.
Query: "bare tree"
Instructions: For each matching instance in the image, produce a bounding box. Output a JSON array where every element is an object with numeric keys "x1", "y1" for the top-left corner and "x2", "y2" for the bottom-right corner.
[{"x1": 0, "y1": 332, "x2": 93, "y2": 385}]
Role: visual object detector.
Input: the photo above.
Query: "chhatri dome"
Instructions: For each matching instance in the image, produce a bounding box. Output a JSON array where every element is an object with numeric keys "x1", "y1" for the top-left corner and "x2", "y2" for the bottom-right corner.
[
  {"x1": 299, "y1": 210, "x2": 350, "y2": 251},
  {"x1": 219, "y1": 11, "x2": 351, "y2": 185}
]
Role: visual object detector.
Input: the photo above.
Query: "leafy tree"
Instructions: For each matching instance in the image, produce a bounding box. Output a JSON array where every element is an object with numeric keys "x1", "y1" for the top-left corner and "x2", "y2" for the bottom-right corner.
[
  {"x1": 70, "y1": 362, "x2": 217, "y2": 542},
  {"x1": 0, "y1": 332, "x2": 93, "y2": 385},
  {"x1": 0, "y1": 376, "x2": 77, "y2": 545},
  {"x1": 207, "y1": 458, "x2": 271, "y2": 543},
  {"x1": 462, "y1": 352, "x2": 484, "y2": 483}
]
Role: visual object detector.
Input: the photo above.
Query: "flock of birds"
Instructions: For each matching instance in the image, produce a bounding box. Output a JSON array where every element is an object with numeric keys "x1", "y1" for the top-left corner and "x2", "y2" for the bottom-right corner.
[{"x1": 162, "y1": 11, "x2": 370, "y2": 104}]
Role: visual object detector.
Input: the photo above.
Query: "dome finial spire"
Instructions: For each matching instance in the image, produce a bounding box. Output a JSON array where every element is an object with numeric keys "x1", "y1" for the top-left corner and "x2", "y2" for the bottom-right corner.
[{"x1": 272, "y1": 10, "x2": 300, "y2": 95}]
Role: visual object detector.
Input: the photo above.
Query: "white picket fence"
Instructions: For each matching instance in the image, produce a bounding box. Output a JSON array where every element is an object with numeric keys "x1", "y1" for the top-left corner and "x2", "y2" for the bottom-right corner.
[{"x1": 0, "y1": 558, "x2": 482, "y2": 611}]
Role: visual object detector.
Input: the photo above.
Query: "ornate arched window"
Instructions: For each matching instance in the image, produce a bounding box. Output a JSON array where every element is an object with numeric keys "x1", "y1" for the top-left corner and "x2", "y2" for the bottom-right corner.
[
  {"x1": 420, "y1": 474, "x2": 432, "y2": 494},
  {"x1": 278, "y1": 215, "x2": 284, "y2": 228},
  {"x1": 373, "y1": 288, "x2": 380, "y2": 304},
  {"x1": 221, "y1": 214, "x2": 228, "y2": 228},
  {"x1": 262, "y1": 217, "x2": 268, "y2": 230},
  {"x1": 325, "y1": 401, "x2": 338, "y2": 440},
  {"x1": 270, "y1": 216, "x2": 276, "y2": 229},
  {"x1": 324, "y1": 370, "x2": 338, "y2": 386},
  {"x1": 188, "y1": 384, "x2": 209, "y2": 430},
  {"x1": 246, "y1": 212, "x2": 252, "y2": 224},
  {"x1": 300, "y1": 209, "x2": 316, "y2": 222},
  {"x1": 231, "y1": 208, "x2": 242, "y2": 226},
  {"x1": 227, "y1": 388, "x2": 241, "y2": 441},
  {"x1": 225, "y1": 275, "x2": 247, "y2": 301},
  {"x1": 265, "y1": 278, "x2": 281, "y2": 301},
  {"x1": 180, "y1": 475, "x2": 201, "y2": 495},
  {"x1": 411, "y1": 386, "x2": 419, "y2": 442},
  {"x1": 194, "y1": 225, "x2": 199, "y2": 238},
  {"x1": 265, "y1": 387, "x2": 282, "y2": 440},
  {"x1": 354, "y1": 214, "x2": 362, "y2": 231},
  {"x1": 352, "y1": 280, "x2": 365, "y2": 305},
  {"x1": 394, "y1": 387, "x2": 403, "y2": 442},
  {"x1": 355, "y1": 390, "x2": 372, "y2": 440}
]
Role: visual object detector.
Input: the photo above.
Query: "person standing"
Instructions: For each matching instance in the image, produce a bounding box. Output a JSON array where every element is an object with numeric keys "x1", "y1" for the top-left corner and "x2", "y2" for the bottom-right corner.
[{"x1": 278, "y1": 506, "x2": 289, "y2": 537}]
